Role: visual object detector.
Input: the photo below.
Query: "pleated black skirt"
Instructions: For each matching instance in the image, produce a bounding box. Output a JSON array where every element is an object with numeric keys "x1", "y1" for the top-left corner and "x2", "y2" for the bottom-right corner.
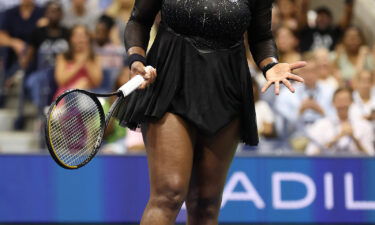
[{"x1": 115, "y1": 22, "x2": 259, "y2": 146}]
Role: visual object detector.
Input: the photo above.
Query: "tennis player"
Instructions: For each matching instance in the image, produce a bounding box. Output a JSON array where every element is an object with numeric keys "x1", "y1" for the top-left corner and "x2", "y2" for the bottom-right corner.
[{"x1": 115, "y1": 0, "x2": 306, "y2": 224}]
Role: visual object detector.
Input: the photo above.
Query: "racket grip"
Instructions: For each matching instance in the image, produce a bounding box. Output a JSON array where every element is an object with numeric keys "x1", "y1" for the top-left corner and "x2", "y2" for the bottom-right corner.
[{"x1": 118, "y1": 75, "x2": 145, "y2": 97}]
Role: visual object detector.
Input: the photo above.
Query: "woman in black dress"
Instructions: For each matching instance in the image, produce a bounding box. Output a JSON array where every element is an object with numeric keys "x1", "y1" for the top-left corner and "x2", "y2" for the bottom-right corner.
[{"x1": 116, "y1": 0, "x2": 306, "y2": 224}]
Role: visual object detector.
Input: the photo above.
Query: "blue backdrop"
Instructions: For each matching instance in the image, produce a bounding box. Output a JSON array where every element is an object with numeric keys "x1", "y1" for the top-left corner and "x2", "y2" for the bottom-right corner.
[{"x1": 1, "y1": 154, "x2": 375, "y2": 223}]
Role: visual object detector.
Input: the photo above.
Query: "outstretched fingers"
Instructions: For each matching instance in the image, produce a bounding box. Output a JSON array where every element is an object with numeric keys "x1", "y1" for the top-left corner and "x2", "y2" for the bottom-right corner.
[
  {"x1": 261, "y1": 81, "x2": 273, "y2": 93},
  {"x1": 282, "y1": 78, "x2": 295, "y2": 93},
  {"x1": 274, "y1": 81, "x2": 280, "y2": 95},
  {"x1": 288, "y1": 73, "x2": 304, "y2": 83},
  {"x1": 290, "y1": 61, "x2": 307, "y2": 70}
]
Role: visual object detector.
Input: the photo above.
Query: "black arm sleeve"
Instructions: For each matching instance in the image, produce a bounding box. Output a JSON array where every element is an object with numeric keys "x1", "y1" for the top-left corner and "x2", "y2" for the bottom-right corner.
[
  {"x1": 247, "y1": 0, "x2": 278, "y2": 66},
  {"x1": 124, "y1": 0, "x2": 162, "y2": 52}
]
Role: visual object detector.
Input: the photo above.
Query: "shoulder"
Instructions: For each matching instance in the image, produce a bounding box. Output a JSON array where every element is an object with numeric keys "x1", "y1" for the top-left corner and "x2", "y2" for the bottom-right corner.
[
  {"x1": 3, "y1": 6, "x2": 18, "y2": 17},
  {"x1": 309, "y1": 117, "x2": 334, "y2": 135},
  {"x1": 352, "y1": 119, "x2": 374, "y2": 141},
  {"x1": 6, "y1": 6, "x2": 18, "y2": 13},
  {"x1": 317, "y1": 81, "x2": 335, "y2": 95},
  {"x1": 35, "y1": 6, "x2": 44, "y2": 14},
  {"x1": 353, "y1": 118, "x2": 373, "y2": 131}
]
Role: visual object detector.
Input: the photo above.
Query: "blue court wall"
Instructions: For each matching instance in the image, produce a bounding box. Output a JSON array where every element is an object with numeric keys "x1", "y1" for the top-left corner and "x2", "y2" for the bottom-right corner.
[{"x1": 1, "y1": 155, "x2": 375, "y2": 223}]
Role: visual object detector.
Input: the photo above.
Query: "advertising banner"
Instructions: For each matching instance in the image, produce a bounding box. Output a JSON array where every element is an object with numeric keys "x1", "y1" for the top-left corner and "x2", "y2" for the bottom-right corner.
[{"x1": 1, "y1": 155, "x2": 375, "y2": 223}]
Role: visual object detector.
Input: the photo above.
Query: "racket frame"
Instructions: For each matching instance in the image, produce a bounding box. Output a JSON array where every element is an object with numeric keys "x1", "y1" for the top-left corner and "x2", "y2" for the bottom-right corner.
[{"x1": 45, "y1": 89, "x2": 123, "y2": 169}]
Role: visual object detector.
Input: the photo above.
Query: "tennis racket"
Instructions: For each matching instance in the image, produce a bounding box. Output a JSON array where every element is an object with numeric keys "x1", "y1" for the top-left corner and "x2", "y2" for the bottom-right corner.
[{"x1": 45, "y1": 74, "x2": 145, "y2": 169}]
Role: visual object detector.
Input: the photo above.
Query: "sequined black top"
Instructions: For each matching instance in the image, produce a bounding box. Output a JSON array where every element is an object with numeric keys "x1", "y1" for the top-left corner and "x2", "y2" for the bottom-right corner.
[{"x1": 125, "y1": 0, "x2": 277, "y2": 65}]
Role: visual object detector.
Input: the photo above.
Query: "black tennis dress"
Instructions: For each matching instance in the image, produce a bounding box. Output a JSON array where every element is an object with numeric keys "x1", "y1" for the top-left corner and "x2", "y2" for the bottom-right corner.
[{"x1": 115, "y1": 0, "x2": 278, "y2": 145}]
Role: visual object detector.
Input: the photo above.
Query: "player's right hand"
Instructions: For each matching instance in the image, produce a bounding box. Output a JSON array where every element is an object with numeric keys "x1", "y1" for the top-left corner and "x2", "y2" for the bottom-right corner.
[{"x1": 130, "y1": 61, "x2": 157, "y2": 89}]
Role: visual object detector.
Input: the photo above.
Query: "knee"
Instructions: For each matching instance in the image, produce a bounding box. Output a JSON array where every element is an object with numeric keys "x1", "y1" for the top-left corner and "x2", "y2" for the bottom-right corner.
[
  {"x1": 150, "y1": 179, "x2": 187, "y2": 212},
  {"x1": 187, "y1": 193, "x2": 222, "y2": 219}
]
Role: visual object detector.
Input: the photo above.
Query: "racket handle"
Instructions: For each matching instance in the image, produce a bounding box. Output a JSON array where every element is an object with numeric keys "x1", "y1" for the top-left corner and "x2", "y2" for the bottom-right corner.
[{"x1": 118, "y1": 75, "x2": 145, "y2": 97}]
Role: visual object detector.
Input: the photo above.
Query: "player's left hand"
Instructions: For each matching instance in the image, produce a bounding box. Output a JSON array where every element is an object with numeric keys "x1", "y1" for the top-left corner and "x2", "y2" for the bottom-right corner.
[{"x1": 261, "y1": 61, "x2": 307, "y2": 95}]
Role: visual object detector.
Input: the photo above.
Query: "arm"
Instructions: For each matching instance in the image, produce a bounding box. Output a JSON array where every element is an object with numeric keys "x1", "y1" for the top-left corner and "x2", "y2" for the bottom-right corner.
[
  {"x1": 296, "y1": 0, "x2": 310, "y2": 31},
  {"x1": 247, "y1": 0, "x2": 278, "y2": 68},
  {"x1": 0, "y1": 31, "x2": 12, "y2": 47},
  {"x1": 299, "y1": 99, "x2": 326, "y2": 116},
  {"x1": 0, "y1": 9, "x2": 26, "y2": 54},
  {"x1": 21, "y1": 28, "x2": 39, "y2": 69},
  {"x1": 54, "y1": 54, "x2": 86, "y2": 86},
  {"x1": 338, "y1": 0, "x2": 354, "y2": 30},
  {"x1": 0, "y1": 9, "x2": 12, "y2": 47},
  {"x1": 248, "y1": 0, "x2": 306, "y2": 95},
  {"x1": 19, "y1": 45, "x2": 34, "y2": 69},
  {"x1": 351, "y1": 122, "x2": 375, "y2": 156},
  {"x1": 123, "y1": 0, "x2": 161, "y2": 89},
  {"x1": 305, "y1": 120, "x2": 328, "y2": 155},
  {"x1": 326, "y1": 133, "x2": 344, "y2": 149},
  {"x1": 355, "y1": 46, "x2": 370, "y2": 71},
  {"x1": 351, "y1": 136, "x2": 368, "y2": 155},
  {"x1": 0, "y1": 31, "x2": 26, "y2": 55},
  {"x1": 124, "y1": 0, "x2": 162, "y2": 57},
  {"x1": 84, "y1": 57, "x2": 103, "y2": 87}
]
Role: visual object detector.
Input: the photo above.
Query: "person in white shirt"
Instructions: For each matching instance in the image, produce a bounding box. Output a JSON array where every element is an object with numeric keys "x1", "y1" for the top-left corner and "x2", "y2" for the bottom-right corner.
[
  {"x1": 306, "y1": 87, "x2": 374, "y2": 156},
  {"x1": 313, "y1": 48, "x2": 340, "y2": 90},
  {"x1": 350, "y1": 70, "x2": 375, "y2": 122},
  {"x1": 275, "y1": 61, "x2": 335, "y2": 135},
  {"x1": 62, "y1": 0, "x2": 100, "y2": 31}
]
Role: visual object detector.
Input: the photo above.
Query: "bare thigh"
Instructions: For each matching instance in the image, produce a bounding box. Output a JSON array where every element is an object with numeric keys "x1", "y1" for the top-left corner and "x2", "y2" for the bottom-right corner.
[
  {"x1": 186, "y1": 118, "x2": 240, "y2": 224},
  {"x1": 141, "y1": 113, "x2": 196, "y2": 212}
]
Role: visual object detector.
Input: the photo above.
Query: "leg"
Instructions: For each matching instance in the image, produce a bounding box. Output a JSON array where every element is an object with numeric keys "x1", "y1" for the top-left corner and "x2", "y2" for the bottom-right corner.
[
  {"x1": 186, "y1": 119, "x2": 240, "y2": 225},
  {"x1": 140, "y1": 113, "x2": 196, "y2": 225}
]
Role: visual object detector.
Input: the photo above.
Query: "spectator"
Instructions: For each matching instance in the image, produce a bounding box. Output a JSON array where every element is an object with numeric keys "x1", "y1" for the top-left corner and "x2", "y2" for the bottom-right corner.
[
  {"x1": 0, "y1": 0, "x2": 44, "y2": 70},
  {"x1": 62, "y1": 0, "x2": 99, "y2": 31},
  {"x1": 0, "y1": 0, "x2": 44, "y2": 106},
  {"x1": 334, "y1": 26, "x2": 375, "y2": 82},
  {"x1": 14, "y1": 1, "x2": 69, "y2": 129},
  {"x1": 350, "y1": 70, "x2": 375, "y2": 123},
  {"x1": 54, "y1": 25, "x2": 102, "y2": 98},
  {"x1": 306, "y1": 87, "x2": 374, "y2": 156},
  {"x1": 275, "y1": 26, "x2": 301, "y2": 64},
  {"x1": 313, "y1": 48, "x2": 340, "y2": 90},
  {"x1": 275, "y1": 0, "x2": 298, "y2": 31},
  {"x1": 271, "y1": 5, "x2": 281, "y2": 30},
  {"x1": 275, "y1": 61, "x2": 335, "y2": 140},
  {"x1": 94, "y1": 15, "x2": 123, "y2": 70},
  {"x1": 24, "y1": 1, "x2": 69, "y2": 71},
  {"x1": 298, "y1": 0, "x2": 354, "y2": 52},
  {"x1": 105, "y1": 0, "x2": 134, "y2": 45}
]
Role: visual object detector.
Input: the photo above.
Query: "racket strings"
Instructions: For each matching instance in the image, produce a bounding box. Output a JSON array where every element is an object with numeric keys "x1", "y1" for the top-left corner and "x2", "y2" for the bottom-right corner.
[{"x1": 49, "y1": 92, "x2": 103, "y2": 167}]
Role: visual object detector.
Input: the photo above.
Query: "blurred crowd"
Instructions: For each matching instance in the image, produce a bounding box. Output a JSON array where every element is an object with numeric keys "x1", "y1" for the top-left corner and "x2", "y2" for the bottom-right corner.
[
  {"x1": 0, "y1": 0, "x2": 144, "y2": 154},
  {"x1": 251, "y1": 0, "x2": 375, "y2": 156},
  {"x1": 0, "y1": 0, "x2": 374, "y2": 156}
]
